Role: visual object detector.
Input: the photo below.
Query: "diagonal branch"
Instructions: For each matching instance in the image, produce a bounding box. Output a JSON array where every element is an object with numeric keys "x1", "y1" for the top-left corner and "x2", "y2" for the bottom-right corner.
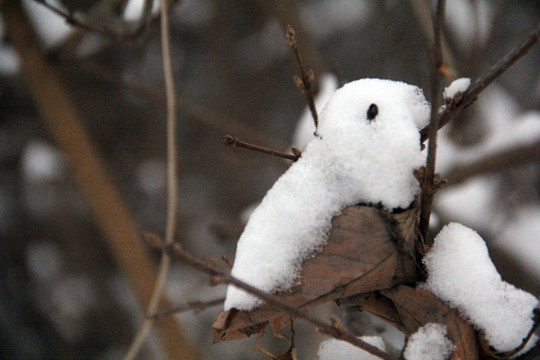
[
  {"x1": 419, "y1": 0, "x2": 446, "y2": 241},
  {"x1": 162, "y1": 242, "x2": 398, "y2": 360},
  {"x1": 421, "y1": 23, "x2": 540, "y2": 143},
  {"x1": 444, "y1": 140, "x2": 540, "y2": 186},
  {"x1": 286, "y1": 25, "x2": 318, "y2": 129},
  {"x1": 224, "y1": 135, "x2": 299, "y2": 162}
]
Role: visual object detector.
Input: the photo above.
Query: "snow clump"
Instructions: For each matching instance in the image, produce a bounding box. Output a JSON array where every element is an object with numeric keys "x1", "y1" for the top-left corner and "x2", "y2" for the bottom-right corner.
[
  {"x1": 225, "y1": 79, "x2": 430, "y2": 311},
  {"x1": 423, "y1": 223, "x2": 539, "y2": 352}
]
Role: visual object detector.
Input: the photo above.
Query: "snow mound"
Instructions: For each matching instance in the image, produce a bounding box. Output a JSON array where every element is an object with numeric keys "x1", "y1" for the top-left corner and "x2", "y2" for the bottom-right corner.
[
  {"x1": 423, "y1": 223, "x2": 539, "y2": 352},
  {"x1": 404, "y1": 323, "x2": 454, "y2": 360},
  {"x1": 225, "y1": 79, "x2": 429, "y2": 311}
]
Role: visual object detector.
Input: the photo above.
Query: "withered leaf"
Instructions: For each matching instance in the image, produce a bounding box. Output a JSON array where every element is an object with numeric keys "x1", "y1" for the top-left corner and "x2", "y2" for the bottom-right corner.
[
  {"x1": 213, "y1": 204, "x2": 418, "y2": 340},
  {"x1": 382, "y1": 285, "x2": 479, "y2": 360}
]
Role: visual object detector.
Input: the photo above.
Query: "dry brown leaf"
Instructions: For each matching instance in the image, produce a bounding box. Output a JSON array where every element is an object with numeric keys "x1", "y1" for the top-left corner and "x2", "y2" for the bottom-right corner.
[
  {"x1": 382, "y1": 285, "x2": 479, "y2": 360},
  {"x1": 213, "y1": 204, "x2": 418, "y2": 340}
]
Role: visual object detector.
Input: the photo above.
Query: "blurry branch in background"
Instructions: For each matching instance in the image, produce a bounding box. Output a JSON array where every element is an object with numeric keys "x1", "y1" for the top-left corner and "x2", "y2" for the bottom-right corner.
[
  {"x1": 409, "y1": 0, "x2": 457, "y2": 78},
  {"x1": 286, "y1": 25, "x2": 318, "y2": 129},
  {"x1": 31, "y1": 0, "x2": 147, "y2": 40},
  {"x1": 124, "y1": 0, "x2": 197, "y2": 359},
  {"x1": 420, "y1": 23, "x2": 540, "y2": 143},
  {"x1": 77, "y1": 62, "x2": 290, "y2": 151},
  {"x1": 419, "y1": 0, "x2": 446, "y2": 242},
  {"x1": 149, "y1": 239, "x2": 397, "y2": 360},
  {"x1": 0, "y1": 1, "x2": 193, "y2": 359},
  {"x1": 224, "y1": 135, "x2": 299, "y2": 162},
  {"x1": 444, "y1": 140, "x2": 540, "y2": 186}
]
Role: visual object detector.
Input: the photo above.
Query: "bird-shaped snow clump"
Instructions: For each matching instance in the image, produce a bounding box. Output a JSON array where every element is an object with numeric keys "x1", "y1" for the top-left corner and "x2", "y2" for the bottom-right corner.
[{"x1": 225, "y1": 79, "x2": 430, "y2": 311}]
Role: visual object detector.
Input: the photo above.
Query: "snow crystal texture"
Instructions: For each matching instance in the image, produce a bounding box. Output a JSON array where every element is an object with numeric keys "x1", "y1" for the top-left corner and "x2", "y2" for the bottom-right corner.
[
  {"x1": 318, "y1": 336, "x2": 386, "y2": 360},
  {"x1": 443, "y1": 77, "x2": 471, "y2": 100},
  {"x1": 403, "y1": 323, "x2": 454, "y2": 360},
  {"x1": 423, "y1": 223, "x2": 539, "y2": 352},
  {"x1": 225, "y1": 79, "x2": 430, "y2": 310}
]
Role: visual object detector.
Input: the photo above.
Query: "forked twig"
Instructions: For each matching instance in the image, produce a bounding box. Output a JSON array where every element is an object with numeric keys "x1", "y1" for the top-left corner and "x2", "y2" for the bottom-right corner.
[
  {"x1": 419, "y1": 0, "x2": 446, "y2": 241},
  {"x1": 32, "y1": 0, "x2": 142, "y2": 40},
  {"x1": 286, "y1": 24, "x2": 318, "y2": 129},
  {"x1": 224, "y1": 135, "x2": 299, "y2": 161}
]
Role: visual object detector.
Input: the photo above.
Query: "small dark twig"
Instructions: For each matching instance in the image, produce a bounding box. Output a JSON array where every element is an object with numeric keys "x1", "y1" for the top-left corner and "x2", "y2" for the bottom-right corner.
[
  {"x1": 32, "y1": 0, "x2": 148, "y2": 40},
  {"x1": 161, "y1": 241, "x2": 397, "y2": 360},
  {"x1": 286, "y1": 25, "x2": 318, "y2": 129},
  {"x1": 421, "y1": 23, "x2": 540, "y2": 143},
  {"x1": 419, "y1": 0, "x2": 446, "y2": 242},
  {"x1": 149, "y1": 298, "x2": 225, "y2": 319},
  {"x1": 224, "y1": 135, "x2": 299, "y2": 162}
]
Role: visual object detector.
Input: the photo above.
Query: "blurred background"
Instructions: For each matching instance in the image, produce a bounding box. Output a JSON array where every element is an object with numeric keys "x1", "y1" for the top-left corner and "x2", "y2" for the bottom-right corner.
[{"x1": 0, "y1": 0, "x2": 539, "y2": 359}]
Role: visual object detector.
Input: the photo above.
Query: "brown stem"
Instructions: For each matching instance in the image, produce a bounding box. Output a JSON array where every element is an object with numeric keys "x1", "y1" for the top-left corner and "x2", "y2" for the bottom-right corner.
[
  {"x1": 150, "y1": 298, "x2": 226, "y2": 319},
  {"x1": 32, "y1": 0, "x2": 144, "y2": 40},
  {"x1": 224, "y1": 135, "x2": 299, "y2": 162},
  {"x1": 421, "y1": 23, "x2": 540, "y2": 143},
  {"x1": 419, "y1": 0, "x2": 446, "y2": 242},
  {"x1": 0, "y1": 2, "x2": 194, "y2": 359},
  {"x1": 164, "y1": 242, "x2": 398, "y2": 360},
  {"x1": 286, "y1": 24, "x2": 318, "y2": 129},
  {"x1": 445, "y1": 141, "x2": 540, "y2": 186}
]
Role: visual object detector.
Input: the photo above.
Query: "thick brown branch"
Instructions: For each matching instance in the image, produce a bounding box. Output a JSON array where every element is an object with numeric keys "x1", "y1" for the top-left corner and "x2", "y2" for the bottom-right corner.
[
  {"x1": 286, "y1": 24, "x2": 318, "y2": 129},
  {"x1": 421, "y1": 23, "x2": 540, "y2": 143},
  {"x1": 419, "y1": 0, "x2": 446, "y2": 241},
  {"x1": 224, "y1": 135, "x2": 299, "y2": 162},
  {"x1": 445, "y1": 141, "x2": 540, "y2": 186},
  {"x1": 0, "y1": 2, "x2": 193, "y2": 359},
  {"x1": 165, "y1": 242, "x2": 397, "y2": 360}
]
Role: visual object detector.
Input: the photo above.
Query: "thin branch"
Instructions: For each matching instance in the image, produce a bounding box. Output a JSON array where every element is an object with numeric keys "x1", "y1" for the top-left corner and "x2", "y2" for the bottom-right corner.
[
  {"x1": 150, "y1": 298, "x2": 225, "y2": 319},
  {"x1": 445, "y1": 140, "x2": 540, "y2": 186},
  {"x1": 162, "y1": 242, "x2": 397, "y2": 360},
  {"x1": 419, "y1": 0, "x2": 446, "y2": 241},
  {"x1": 224, "y1": 135, "x2": 299, "y2": 162},
  {"x1": 32, "y1": 0, "x2": 142, "y2": 40},
  {"x1": 421, "y1": 23, "x2": 540, "y2": 143},
  {"x1": 286, "y1": 25, "x2": 318, "y2": 129},
  {"x1": 123, "y1": 1, "x2": 184, "y2": 359}
]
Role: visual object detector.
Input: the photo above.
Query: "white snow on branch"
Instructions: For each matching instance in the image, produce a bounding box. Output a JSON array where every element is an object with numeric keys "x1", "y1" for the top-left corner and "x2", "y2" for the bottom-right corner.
[
  {"x1": 318, "y1": 336, "x2": 386, "y2": 360},
  {"x1": 403, "y1": 323, "x2": 454, "y2": 360},
  {"x1": 423, "y1": 223, "x2": 539, "y2": 352},
  {"x1": 225, "y1": 79, "x2": 430, "y2": 311},
  {"x1": 443, "y1": 77, "x2": 471, "y2": 100}
]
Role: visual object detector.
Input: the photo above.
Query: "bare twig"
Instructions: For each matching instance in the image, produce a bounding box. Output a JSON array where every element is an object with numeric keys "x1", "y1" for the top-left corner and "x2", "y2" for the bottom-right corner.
[
  {"x1": 421, "y1": 23, "x2": 540, "y2": 143},
  {"x1": 124, "y1": 1, "x2": 191, "y2": 359},
  {"x1": 32, "y1": 0, "x2": 142, "y2": 40},
  {"x1": 163, "y1": 242, "x2": 397, "y2": 360},
  {"x1": 286, "y1": 25, "x2": 318, "y2": 129},
  {"x1": 224, "y1": 135, "x2": 299, "y2": 162},
  {"x1": 419, "y1": 0, "x2": 446, "y2": 241},
  {"x1": 150, "y1": 298, "x2": 225, "y2": 319},
  {"x1": 445, "y1": 140, "x2": 540, "y2": 186}
]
